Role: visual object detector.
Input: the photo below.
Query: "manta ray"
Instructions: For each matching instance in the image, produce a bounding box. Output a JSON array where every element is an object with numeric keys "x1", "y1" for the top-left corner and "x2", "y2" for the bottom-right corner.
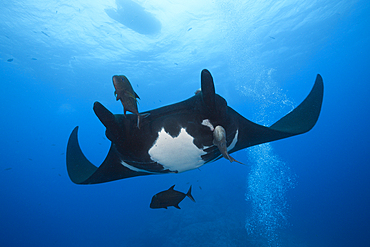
[{"x1": 66, "y1": 69, "x2": 323, "y2": 184}]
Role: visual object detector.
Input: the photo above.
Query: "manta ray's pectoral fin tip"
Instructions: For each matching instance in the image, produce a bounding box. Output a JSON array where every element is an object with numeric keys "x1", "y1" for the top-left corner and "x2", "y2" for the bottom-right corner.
[
  {"x1": 66, "y1": 126, "x2": 99, "y2": 184},
  {"x1": 270, "y1": 74, "x2": 324, "y2": 135},
  {"x1": 67, "y1": 126, "x2": 151, "y2": 184}
]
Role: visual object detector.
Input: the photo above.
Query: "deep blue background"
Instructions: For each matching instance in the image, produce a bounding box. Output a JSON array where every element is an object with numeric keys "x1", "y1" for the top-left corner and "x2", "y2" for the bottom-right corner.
[{"x1": 1, "y1": 1, "x2": 369, "y2": 246}]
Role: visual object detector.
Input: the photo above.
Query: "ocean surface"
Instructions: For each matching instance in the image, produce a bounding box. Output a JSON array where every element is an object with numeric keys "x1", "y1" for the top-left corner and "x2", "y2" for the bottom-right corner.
[{"x1": 1, "y1": 1, "x2": 369, "y2": 246}]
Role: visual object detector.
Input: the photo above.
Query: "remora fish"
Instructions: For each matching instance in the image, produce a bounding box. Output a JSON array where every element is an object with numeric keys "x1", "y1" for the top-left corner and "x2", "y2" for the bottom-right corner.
[
  {"x1": 150, "y1": 185, "x2": 195, "y2": 209},
  {"x1": 213, "y1": 125, "x2": 244, "y2": 165},
  {"x1": 112, "y1": 75, "x2": 144, "y2": 128}
]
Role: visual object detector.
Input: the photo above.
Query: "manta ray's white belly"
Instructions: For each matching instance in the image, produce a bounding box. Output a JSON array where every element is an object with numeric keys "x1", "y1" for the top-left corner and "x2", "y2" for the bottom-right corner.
[
  {"x1": 148, "y1": 126, "x2": 239, "y2": 173},
  {"x1": 148, "y1": 128, "x2": 207, "y2": 173}
]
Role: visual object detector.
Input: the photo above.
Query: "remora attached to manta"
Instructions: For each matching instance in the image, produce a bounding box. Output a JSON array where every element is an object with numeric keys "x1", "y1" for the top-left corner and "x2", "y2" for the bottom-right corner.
[{"x1": 66, "y1": 69, "x2": 323, "y2": 184}]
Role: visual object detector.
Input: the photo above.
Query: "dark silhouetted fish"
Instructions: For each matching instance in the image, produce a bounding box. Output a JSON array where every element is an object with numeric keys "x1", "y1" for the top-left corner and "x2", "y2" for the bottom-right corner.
[
  {"x1": 213, "y1": 125, "x2": 244, "y2": 165},
  {"x1": 113, "y1": 75, "x2": 146, "y2": 128},
  {"x1": 41, "y1": 31, "x2": 50, "y2": 37},
  {"x1": 150, "y1": 185, "x2": 195, "y2": 209}
]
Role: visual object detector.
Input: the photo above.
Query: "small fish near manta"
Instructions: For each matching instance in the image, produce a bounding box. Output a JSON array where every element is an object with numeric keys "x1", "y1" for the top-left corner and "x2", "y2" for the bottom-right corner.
[
  {"x1": 112, "y1": 75, "x2": 148, "y2": 128},
  {"x1": 202, "y1": 119, "x2": 244, "y2": 164},
  {"x1": 213, "y1": 125, "x2": 244, "y2": 165},
  {"x1": 66, "y1": 69, "x2": 323, "y2": 185},
  {"x1": 150, "y1": 185, "x2": 195, "y2": 209}
]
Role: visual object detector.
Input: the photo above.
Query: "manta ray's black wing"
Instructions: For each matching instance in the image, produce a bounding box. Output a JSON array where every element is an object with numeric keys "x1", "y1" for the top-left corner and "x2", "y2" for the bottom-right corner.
[
  {"x1": 67, "y1": 126, "x2": 150, "y2": 184},
  {"x1": 66, "y1": 99, "x2": 198, "y2": 185},
  {"x1": 230, "y1": 74, "x2": 323, "y2": 153}
]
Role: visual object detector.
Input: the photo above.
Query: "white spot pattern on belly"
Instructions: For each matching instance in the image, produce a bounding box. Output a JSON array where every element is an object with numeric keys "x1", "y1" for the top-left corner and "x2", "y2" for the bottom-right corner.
[{"x1": 148, "y1": 128, "x2": 207, "y2": 173}]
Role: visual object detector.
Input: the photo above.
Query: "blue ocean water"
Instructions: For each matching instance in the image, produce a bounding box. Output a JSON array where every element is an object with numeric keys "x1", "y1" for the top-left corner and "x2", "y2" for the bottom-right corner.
[{"x1": 1, "y1": 0, "x2": 369, "y2": 246}]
